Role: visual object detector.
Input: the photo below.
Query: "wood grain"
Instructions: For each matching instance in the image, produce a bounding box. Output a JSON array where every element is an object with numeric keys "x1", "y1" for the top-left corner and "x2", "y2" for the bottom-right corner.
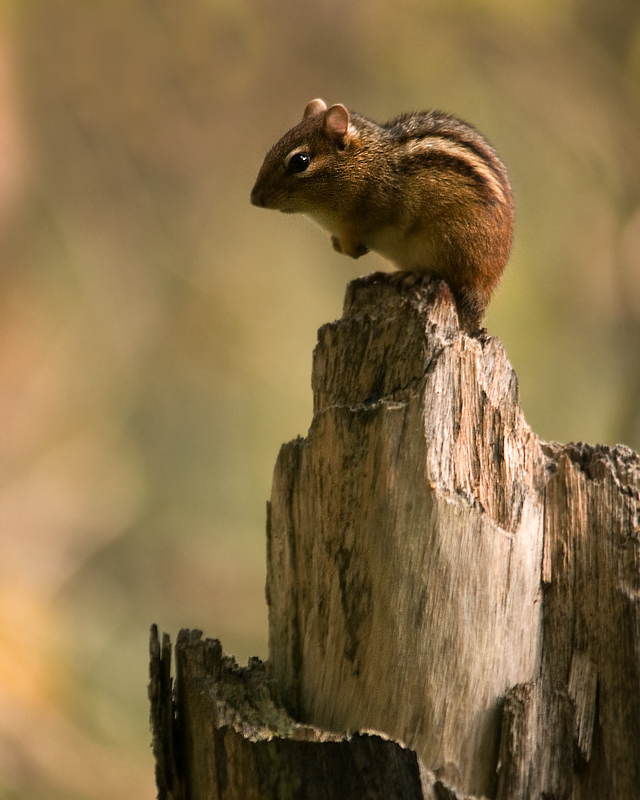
[
  {"x1": 150, "y1": 275, "x2": 640, "y2": 799},
  {"x1": 268, "y1": 276, "x2": 548, "y2": 796}
]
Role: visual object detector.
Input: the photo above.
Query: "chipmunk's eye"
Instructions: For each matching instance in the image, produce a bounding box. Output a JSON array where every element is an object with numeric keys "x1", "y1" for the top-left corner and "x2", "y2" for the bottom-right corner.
[{"x1": 287, "y1": 152, "x2": 311, "y2": 174}]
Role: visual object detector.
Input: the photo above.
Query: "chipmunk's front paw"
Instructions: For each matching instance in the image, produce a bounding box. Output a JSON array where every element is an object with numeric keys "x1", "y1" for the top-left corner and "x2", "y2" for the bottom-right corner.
[
  {"x1": 350, "y1": 242, "x2": 370, "y2": 258},
  {"x1": 331, "y1": 235, "x2": 369, "y2": 259}
]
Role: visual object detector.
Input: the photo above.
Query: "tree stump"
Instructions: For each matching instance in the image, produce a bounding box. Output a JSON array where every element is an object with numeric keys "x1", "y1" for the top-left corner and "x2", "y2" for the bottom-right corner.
[{"x1": 149, "y1": 275, "x2": 640, "y2": 799}]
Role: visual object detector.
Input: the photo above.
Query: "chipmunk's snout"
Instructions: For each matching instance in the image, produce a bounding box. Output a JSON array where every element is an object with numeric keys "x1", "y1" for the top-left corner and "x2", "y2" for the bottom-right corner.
[
  {"x1": 251, "y1": 182, "x2": 296, "y2": 213},
  {"x1": 250, "y1": 185, "x2": 266, "y2": 207}
]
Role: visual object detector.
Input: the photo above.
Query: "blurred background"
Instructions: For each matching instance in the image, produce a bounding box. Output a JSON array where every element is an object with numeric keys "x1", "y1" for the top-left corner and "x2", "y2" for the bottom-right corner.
[{"x1": 0, "y1": 0, "x2": 639, "y2": 796}]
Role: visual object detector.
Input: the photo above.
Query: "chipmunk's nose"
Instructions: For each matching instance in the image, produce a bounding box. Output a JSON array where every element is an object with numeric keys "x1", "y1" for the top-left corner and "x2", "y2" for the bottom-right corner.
[{"x1": 250, "y1": 185, "x2": 266, "y2": 207}]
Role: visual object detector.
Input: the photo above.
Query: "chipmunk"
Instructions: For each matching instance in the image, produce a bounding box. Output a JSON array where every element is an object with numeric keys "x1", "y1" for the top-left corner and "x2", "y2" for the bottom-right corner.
[{"x1": 250, "y1": 99, "x2": 513, "y2": 331}]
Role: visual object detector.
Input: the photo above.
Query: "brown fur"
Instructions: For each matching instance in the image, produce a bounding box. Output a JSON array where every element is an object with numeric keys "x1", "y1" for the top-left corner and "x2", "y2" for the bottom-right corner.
[{"x1": 251, "y1": 99, "x2": 514, "y2": 331}]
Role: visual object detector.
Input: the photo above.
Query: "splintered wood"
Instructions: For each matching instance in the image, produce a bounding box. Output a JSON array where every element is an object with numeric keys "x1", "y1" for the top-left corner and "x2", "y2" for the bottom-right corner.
[
  {"x1": 150, "y1": 276, "x2": 640, "y2": 800},
  {"x1": 266, "y1": 276, "x2": 640, "y2": 799},
  {"x1": 268, "y1": 277, "x2": 546, "y2": 797}
]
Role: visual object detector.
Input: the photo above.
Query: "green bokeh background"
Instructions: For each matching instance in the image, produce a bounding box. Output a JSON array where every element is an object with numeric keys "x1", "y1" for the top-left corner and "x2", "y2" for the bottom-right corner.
[{"x1": 0, "y1": 0, "x2": 639, "y2": 797}]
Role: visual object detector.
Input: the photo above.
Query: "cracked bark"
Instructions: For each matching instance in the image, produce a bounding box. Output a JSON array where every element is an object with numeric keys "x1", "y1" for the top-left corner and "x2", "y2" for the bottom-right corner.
[{"x1": 149, "y1": 276, "x2": 640, "y2": 799}]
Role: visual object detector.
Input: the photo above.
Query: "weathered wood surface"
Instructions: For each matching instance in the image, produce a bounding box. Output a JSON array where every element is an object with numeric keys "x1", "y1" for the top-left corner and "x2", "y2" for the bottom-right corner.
[
  {"x1": 150, "y1": 275, "x2": 640, "y2": 799},
  {"x1": 496, "y1": 442, "x2": 640, "y2": 799},
  {"x1": 148, "y1": 626, "x2": 461, "y2": 800},
  {"x1": 268, "y1": 276, "x2": 549, "y2": 797}
]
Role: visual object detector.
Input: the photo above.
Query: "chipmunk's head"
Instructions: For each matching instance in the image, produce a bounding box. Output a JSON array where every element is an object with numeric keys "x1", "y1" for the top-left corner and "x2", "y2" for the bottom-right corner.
[{"x1": 250, "y1": 99, "x2": 359, "y2": 215}]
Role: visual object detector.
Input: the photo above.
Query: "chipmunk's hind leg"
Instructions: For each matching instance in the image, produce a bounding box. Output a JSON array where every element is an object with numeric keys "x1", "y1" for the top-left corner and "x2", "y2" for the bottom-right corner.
[{"x1": 359, "y1": 269, "x2": 431, "y2": 291}]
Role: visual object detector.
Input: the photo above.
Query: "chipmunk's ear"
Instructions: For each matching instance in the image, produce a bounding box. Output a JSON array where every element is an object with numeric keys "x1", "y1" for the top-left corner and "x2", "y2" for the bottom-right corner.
[
  {"x1": 303, "y1": 98, "x2": 327, "y2": 119},
  {"x1": 323, "y1": 104, "x2": 350, "y2": 143}
]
